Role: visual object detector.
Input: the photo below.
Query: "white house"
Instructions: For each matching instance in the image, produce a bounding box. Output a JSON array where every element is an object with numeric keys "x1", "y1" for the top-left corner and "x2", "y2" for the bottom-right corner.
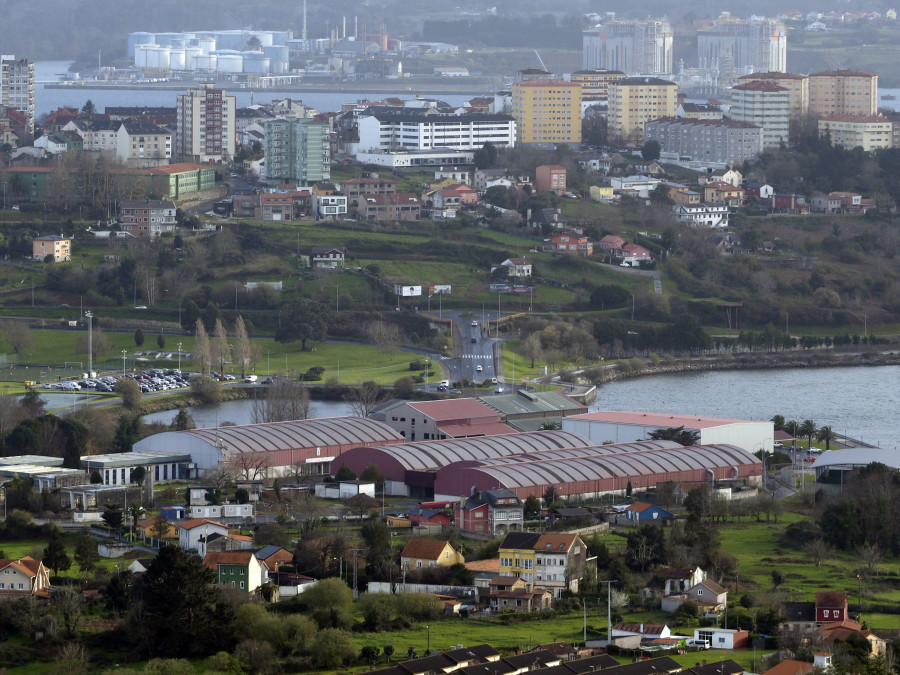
[
  {"x1": 177, "y1": 519, "x2": 229, "y2": 558},
  {"x1": 314, "y1": 480, "x2": 376, "y2": 499},
  {"x1": 498, "y1": 258, "x2": 532, "y2": 278},
  {"x1": 188, "y1": 503, "x2": 255, "y2": 520},
  {"x1": 692, "y1": 627, "x2": 750, "y2": 650},
  {"x1": 671, "y1": 203, "x2": 730, "y2": 228}
]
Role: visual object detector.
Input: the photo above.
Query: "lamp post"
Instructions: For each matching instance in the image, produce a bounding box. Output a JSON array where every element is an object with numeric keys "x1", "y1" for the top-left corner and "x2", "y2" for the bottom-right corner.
[
  {"x1": 426, "y1": 624, "x2": 430, "y2": 654},
  {"x1": 857, "y1": 574, "x2": 862, "y2": 618},
  {"x1": 177, "y1": 341, "x2": 183, "y2": 371},
  {"x1": 121, "y1": 349, "x2": 127, "y2": 376},
  {"x1": 85, "y1": 311, "x2": 93, "y2": 376}
]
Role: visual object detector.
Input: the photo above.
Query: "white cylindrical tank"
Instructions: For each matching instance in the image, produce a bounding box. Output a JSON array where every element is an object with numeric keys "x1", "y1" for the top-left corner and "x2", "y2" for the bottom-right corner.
[
  {"x1": 215, "y1": 52, "x2": 243, "y2": 73},
  {"x1": 251, "y1": 32, "x2": 275, "y2": 47},
  {"x1": 135, "y1": 44, "x2": 171, "y2": 70},
  {"x1": 263, "y1": 45, "x2": 289, "y2": 63},
  {"x1": 197, "y1": 37, "x2": 216, "y2": 53},
  {"x1": 191, "y1": 53, "x2": 218, "y2": 71},
  {"x1": 242, "y1": 52, "x2": 270, "y2": 74},
  {"x1": 169, "y1": 48, "x2": 186, "y2": 71},
  {"x1": 128, "y1": 32, "x2": 155, "y2": 58}
]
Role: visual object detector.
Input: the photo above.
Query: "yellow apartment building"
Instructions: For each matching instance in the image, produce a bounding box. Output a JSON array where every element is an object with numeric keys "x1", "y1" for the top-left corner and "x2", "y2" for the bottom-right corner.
[
  {"x1": 512, "y1": 80, "x2": 582, "y2": 145},
  {"x1": 608, "y1": 77, "x2": 678, "y2": 144},
  {"x1": 737, "y1": 71, "x2": 809, "y2": 119},
  {"x1": 808, "y1": 70, "x2": 878, "y2": 117}
]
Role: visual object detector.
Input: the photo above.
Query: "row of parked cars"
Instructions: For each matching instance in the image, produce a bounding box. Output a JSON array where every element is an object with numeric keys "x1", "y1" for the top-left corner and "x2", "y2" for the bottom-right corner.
[{"x1": 44, "y1": 369, "x2": 195, "y2": 393}]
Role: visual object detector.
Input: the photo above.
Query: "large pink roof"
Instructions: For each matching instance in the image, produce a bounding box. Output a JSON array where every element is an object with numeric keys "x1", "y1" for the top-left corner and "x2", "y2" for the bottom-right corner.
[
  {"x1": 568, "y1": 411, "x2": 761, "y2": 429},
  {"x1": 408, "y1": 398, "x2": 500, "y2": 422}
]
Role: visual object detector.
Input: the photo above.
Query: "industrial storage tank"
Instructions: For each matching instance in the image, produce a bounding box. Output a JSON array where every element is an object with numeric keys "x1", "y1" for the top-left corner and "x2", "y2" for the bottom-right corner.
[
  {"x1": 135, "y1": 44, "x2": 171, "y2": 70},
  {"x1": 169, "y1": 48, "x2": 187, "y2": 71},
  {"x1": 182, "y1": 46, "x2": 203, "y2": 69},
  {"x1": 191, "y1": 53, "x2": 218, "y2": 71},
  {"x1": 250, "y1": 31, "x2": 275, "y2": 47},
  {"x1": 263, "y1": 45, "x2": 289, "y2": 63},
  {"x1": 211, "y1": 31, "x2": 244, "y2": 50},
  {"x1": 270, "y1": 31, "x2": 293, "y2": 45},
  {"x1": 128, "y1": 32, "x2": 155, "y2": 58},
  {"x1": 196, "y1": 37, "x2": 217, "y2": 54},
  {"x1": 154, "y1": 32, "x2": 183, "y2": 48},
  {"x1": 214, "y1": 51, "x2": 243, "y2": 73},
  {"x1": 242, "y1": 52, "x2": 270, "y2": 74}
]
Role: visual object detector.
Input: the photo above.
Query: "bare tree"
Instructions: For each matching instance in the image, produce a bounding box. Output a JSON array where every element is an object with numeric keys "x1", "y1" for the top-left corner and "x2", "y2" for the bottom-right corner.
[
  {"x1": 52, "y1": 586, "x2": 85, "y2": 637},
  {"x1": 363, "y1": 320, "x2": 404, "y2": 359},
  {"x1": 233, "y1": 315, "x2": 252, "y2": 378},
  {"x1": 194, "y1": 319, "x2": 211, "y2": 375},
  {"x1": 77, "y1": 327, "x2": 113, "y2": 361},
  {"x1": 0, "y1": 394, "x2": 24, "y2": 438},
  {"x1": 140, "y1": 266, "x2": 159, "y2": 307},
  {"x1": 0, "y1": 320, "x2": 32, "y2": 359},
  {"x1": 251, "y1": 379, "x2": 314, "y2": 423},
  {"x1": 213, "y1": 318, "x2": 231, "y2": 375},
  {"x1": 227, "y1": 449, "x2": 272, "y2": 481},
  {"x1": 805, "y1": 539, "x2": 834, "y2": 567},
  {"x1": 345, "y1": 381, "x2": 385, "y2": 417},
  {"x1": 856, "y1": 543, "x2": 882, "y2": 579}
]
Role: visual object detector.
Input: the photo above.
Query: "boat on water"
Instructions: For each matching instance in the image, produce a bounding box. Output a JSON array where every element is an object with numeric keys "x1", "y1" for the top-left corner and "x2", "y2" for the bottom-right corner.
[{"x1": 881, "y1": 94, "x2": 897, "y2": 100}]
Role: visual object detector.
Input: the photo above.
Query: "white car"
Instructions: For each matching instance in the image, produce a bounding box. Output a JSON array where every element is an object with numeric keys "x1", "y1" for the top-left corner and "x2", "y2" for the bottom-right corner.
[
  {"x1": 245, "y1": 375, "x2": 258, "y2": 383},
  {"x1": 476, "y1": 365, "x2": 483, "y2": 372}
]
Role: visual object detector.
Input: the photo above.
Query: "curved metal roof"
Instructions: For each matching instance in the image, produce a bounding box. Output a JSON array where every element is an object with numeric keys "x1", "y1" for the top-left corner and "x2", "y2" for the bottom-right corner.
[
  {"x1": 359, "y1": 431, "x2": 593, "y2": 472},
  {"x1": 474, "y1": 440, "x2": 682, "y2": 465},
  {"x1": 182, "y1": 417, "x2": 403, "y2": 453},
  {"x1": 460, "y1": 444, "x2": 759, "y2": 488}
]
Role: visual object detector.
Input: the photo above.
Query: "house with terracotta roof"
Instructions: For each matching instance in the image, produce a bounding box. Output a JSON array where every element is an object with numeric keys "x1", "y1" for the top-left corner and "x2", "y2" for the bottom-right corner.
[
  {"x1": 818, "y1": 619, "x2": 885, "y2": 657},
  {"x1": 430, "y1": 183, "x2": 478, "y2": 209},
  {"x1": 400, "y1": 538, "x2": 464, "y2": 570},
  {"x1": 623, "y1": 243, "x2": 653, "y2": 261},
  {"x1": 498, "y1": 531, "x2": 586, "y2": 597},
  {"x1": 177, "y1": 518, "x2": 229, "y2": 557},
  {"x1": 377, "y1": 399, "x2": 514, "y2": 442},
  {"x1": 203, "y1": 550, "x2": 264, "y2": 594},
  {"x1": 548, "y1": 232, "x2": 593, "y2": 256},
  {"x1": 597, "y1": 235, "x2": 626, "y2": 254},
  {"x1": 136, "y1": 515, "x2": 178, "y2": 541},
  {"x1": 762, "y1": 660, "x2": 815, "y2": 675},
  {"x1": 0, "y1": 557, "x2": 50, "y2": 595}
]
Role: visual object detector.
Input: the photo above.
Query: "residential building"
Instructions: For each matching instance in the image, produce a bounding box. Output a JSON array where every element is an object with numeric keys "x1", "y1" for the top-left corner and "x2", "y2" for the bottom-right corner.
[
  {"x1": 203, "y1": 551, "x2": 264, "y2": 593},
  {"x1": 1, "y1": 58, "x2": 34, "y2": 136},
  {"x1": 145, "y1": 162, "x2": 217, "y2": 199},
  {"x1": 808, "y1": 70, "x2": 878, "y2": 117},
  {"x1": 624, "y1": 502, "x2": 674, "y2": 522},
  {"x1": 655, "y1": 566, "x2": 707, "y2": 596},
  {"x1": 430, "y1": 184, "x2": 477, "y2": 209},
  {"x1": 582, "y1": 19, "x2": 674, "y2": 75},
  {"x1": 497, "y1": 258, "x2": 532, "y2": 278},
  {"x1": 136, "y1": 516, "x2": 178, "y2": 541},
  {"x1": 374, "y1": 399, "x2": 512, "y2": 442},
  {"x1": 677, "y1": 103, "x2": 724, "y2": 120},
  {"x1": 697, "y1": 18, "x2": 787, "y2": 85},
  {"x1": 340, "y1": 175, "x2": 397, "y2": 209},
  {"x1": 310, "y1": 183, "x2": 347, "y2": 220},
  {"x1": 493, "y1": 580, "x2": 553, "y2": 613},
  {"x1": 644, "y1": 117, "x2": 763, "y2": 164},
  {"x1": 608, "y1": 77, "x2": 678, "y2": 144},
  {"x1": 361, "y1": 193, "x2": 421, "y2": 221},
  {"x1": 178, "y1": 518, "x2": 229, "y2": 558},
  {"x1": 548, "y1": 232, "x2": 593, "y2": 256},
  {"x1": 400, "y1": 539, "x2": 464, "y2": 570},
  {"x1": 511, "y1": 80, "x2": 582, "y2": 145},
  {"x1": 818, "y1": 620, "x2": 886, "y2": 657},
  {"x1": 498, "y1": 531, "x2": 586, "y2": 596},
  {"x1": 597, "y1": 235, "x2": 626, "y2": 254},
  {"x1": 258, "y1": 193, "x2": 296, "y2": 221},
  {"x1": 255, "y1": 545, "x2": 294, "y2": 573},
  {"x1": 704, "y1": 181, "x2": 744, "y2": 206},
  {"x1": 816, "y1": 591, "x2": 848, "y2": 623},
  {"x1": 737, "y1": 72, "x2": 809, "y2": 119},
  {"x1": 744, "y1": 182, "x2": 774, "y2": 200},
  {"x1": 357, "y1": 108, "x2": 515, "y2": 152},
  {"x1": 818, "y1": 114, "x2": 892, "y2": 151},
  {"x1": 498, "y1": 533, "x2": 538, "y2": 583},
  {"x1": 763, "y1": 661, "x2": 814, "y2": 675},
  {"x1": 116, "y1": 119, "x2": 172, "y2": 167},
  {"x1": 692, "y1": 628, "x2": 751, "y2": 650},
  {"x1": 455, "y1": 489, "x2": 524, "y2": 535},
  {"x1": 569, "y1": 69, "x2": 626, "y2": 102},
  {"x1": 672, "y1": 203, "x2": 731, "y2": 228},
  {"x1": 623, "y1": 243, "x2": 653, "y2": 260},
  {"x1": 264, "y1": 117, "x2": 330, "y2": 186},
  {"x1": 63, "y1": 119, "x2": 120, "y2": 153},
  {"x1": 32, "y1": 235, "x2": 71, "y2": 262},
  {"x1": 119, "y1": 200, "x2": 177, "y2": 237},
  {"x1": 729, "y1": 81, "x2": 790, "y2": 149},
  {"x1": 772, "y1": 193, "x2": 809, "y2": 214},
  {"x1": 535, "y1": 164, "x2": 567, "y2": 195},
  {"x1": 0, "y1": 557, "x2": 49, "y2": 595},
  {"x1": 309, "y1": 246, "x2": 347, "y2": 268},
  {"x1": 175, "y1": 83, "x2": 236, "y2": 163},
  {"x1": 667, "y1": 184, "x2": 701, "y2": 205}
]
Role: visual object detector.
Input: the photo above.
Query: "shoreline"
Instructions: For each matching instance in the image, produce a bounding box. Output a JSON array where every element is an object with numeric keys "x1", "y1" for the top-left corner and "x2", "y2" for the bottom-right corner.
[{"x1": 43, "y1": 81, "x2": 493, "y2": 95}]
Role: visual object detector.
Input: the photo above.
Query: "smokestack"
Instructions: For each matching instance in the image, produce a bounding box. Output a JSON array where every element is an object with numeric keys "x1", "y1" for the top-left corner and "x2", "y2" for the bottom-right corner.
[
  {"x1": 302, "y1": 0, "x2": 307, "y2": 41},
  {"x1": 355, "y1": 16, "x2": 358, "y2": 39},
  {"x1": 343, "y1": 16, "x2": 346, "y2": 39}
]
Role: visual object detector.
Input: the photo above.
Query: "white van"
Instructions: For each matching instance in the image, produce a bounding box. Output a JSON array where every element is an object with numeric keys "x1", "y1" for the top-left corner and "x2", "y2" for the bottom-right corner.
[
  {"x1": 439, "y1": 380, "x2": 450, "y2": 387},
  {"x1": 687, "y1": 639, "x2": 710, "y2": 650},
  {"x1": 245, "y1": 375, "x2": 258, "y2": 383}
]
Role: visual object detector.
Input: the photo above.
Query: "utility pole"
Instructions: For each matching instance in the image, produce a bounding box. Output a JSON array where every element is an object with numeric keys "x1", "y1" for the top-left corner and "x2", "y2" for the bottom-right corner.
[
  {"x1": 350, "y1": 548, "x2": 362, "y2": 598},
  {"x1": 599, "y1": 579, "x2": 617, "y2": 645},
  {"x1": 85, "y1": 311, "x2": 93, "y2": 376}
]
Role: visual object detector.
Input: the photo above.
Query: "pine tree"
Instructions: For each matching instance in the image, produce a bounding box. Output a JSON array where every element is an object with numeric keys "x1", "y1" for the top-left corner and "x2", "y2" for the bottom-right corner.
[
  {"x1": 73, "y1": 531, "x2": 99, "y2": 573},
  {"x1": 43, "y1": 531, "x2": 72, "y2": 575}
]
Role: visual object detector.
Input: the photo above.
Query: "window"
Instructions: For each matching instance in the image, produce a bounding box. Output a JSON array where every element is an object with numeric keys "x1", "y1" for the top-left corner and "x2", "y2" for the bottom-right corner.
[{"x1": 823, "y1": 610, "x2": 830, "y2": 618}]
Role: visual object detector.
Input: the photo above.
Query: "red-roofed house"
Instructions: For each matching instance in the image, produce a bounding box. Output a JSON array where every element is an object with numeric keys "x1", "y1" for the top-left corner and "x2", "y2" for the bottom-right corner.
[
  {"x1": 818, "y1": 620, "x2": 886, "y2": 657},
  {"x1": 177, "y1": 519, "x2": 229, "y2": 557},
  {"x1": 762, "y1": 660, "x2": 814, "y2": 675},
  {"x1": 258, "y1": 192, "x2": 296, "y2": 221},
  {"x1": 431, "y1": 183, "x2": 478, "y2": 209},
  {"x1": 0, "y1": 557, "x2": 50, "y2": 595},
  {"x1": 400, "y1": 538, "x2": 464, "y2": 570},
  {"x1": 548, "y1": 232, "x2": 593, "y2": 256},
  {"x1": 203, "y1": 551, "x2": 264, "y2": 593},
  {"x1": 379, "y1": 399, "x2": 514, "y2": 442},
  {"x1": 598, "y1": 235, "x2": 626, "y2": 254},
  {"x1": 535, "y1": 164, "x2": 567, "y2": 195},
  {"x1": 816, "y1": 591, "x2": 848, "y2": 623},
  {"x1": 623, "y1": 243, "x2": 653, "y2": 261}
]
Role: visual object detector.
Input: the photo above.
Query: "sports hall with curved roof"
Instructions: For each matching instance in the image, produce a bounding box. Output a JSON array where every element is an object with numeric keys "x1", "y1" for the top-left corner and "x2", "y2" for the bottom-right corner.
[
  {"x1": 132, "y1": 417, "x2": 404, "y2": 475},
  {"x1": 433, "y1": 443, "x2": 761, "y2": 499}
]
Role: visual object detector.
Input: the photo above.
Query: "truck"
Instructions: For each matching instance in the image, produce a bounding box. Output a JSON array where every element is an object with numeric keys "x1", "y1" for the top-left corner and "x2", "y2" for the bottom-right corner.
[{"x1": 619, "y1": 257, "x2": 641, "y2": 268}]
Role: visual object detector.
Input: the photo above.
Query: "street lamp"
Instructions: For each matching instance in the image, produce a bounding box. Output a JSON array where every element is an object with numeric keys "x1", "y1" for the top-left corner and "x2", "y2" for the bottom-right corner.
[
  {"x1": 85, "y1": 311, "x2": 93, "y2": 376},
  {"x1": 177, "y1": 341, "x2": 183, "y2": 371},
  {"x1": 121, "y1": 349, "x2": 128, "y2": 376},
  {"x1": 426, "y1": 624, "x2": 430, "y2": 654},
  {"x1": 857, "y1": 574, "x2": 862, "y2": 618}
]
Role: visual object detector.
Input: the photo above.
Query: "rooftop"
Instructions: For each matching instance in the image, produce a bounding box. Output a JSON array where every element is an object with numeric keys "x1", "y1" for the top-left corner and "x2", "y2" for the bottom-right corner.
[{"x1": 567, "y1": 410, "x2": 764, "y2": 428}]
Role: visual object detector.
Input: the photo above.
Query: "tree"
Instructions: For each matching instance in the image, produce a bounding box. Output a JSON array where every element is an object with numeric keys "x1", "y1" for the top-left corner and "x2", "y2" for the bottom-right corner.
[
  {"x1": 52, "y1": 586, "x2": 86, "y2": 637},
  {"x1": 132, "y1": 465, "x2": 146, "y2": 485},
  {"x1": 134, "y1": 329, "x2": 145, "y2": 347},
  {"x1": 170, "y1": 407, "x2": 195, "y2": 430},
  {"x1": 233, "y1": 315, "x2": 252, "y2": 378},
  {"x1": 213, "y1": 318, "x2": 231, "y2": 375},
  {"x1": 157, "y1": 334, "x2": 166, "y2": 349},
  {"x1": 190, "y1": 374, "x2": 221, "y2": 404},
  {"x1": 816, "y1": 425, "x2": 836, "y2": 450},
  {"x1": 641, "y1": 139, "x2": 661, "y2": 161},
  {"x1": 113, "y1": 414, "x2": 142, "y2": 453},
  {"x1": 334, "y1": 465, "x2": 356, "y2": 482},
  {"x1": 649, "y1": 426, "x2": 701, "y2": 446},
  {"x1": 202, "y1": 301, "x2": 222, "y2": 332},
  {"x1": 299, "y1": 577, "x2": 355, "y2": 629},
  {"x1": 771, "y1": 414, "x2": 785, "y2": 431},
  {"x1": 345, "y1": 381, "x2": 384, "y2": 417},
  {"x1": 81, "y1": 99, "x2": 96, "y2": 115},
  {"x1": 251, "y1": 379, "x2": 312, "y2": 423},
  {"x1": 799, "y1": 419, "x2": 818, "y2": 449},
  {"x1": 253, "y1": 522, "x2": 289, "y2": 548},
  {"x1": 102, "y1": 502, "x2": 125, "y2": 537},
  {"x1": 116, "y1": 378, "x2": 142, "y2": 409},
  {"x1": 73, "y1": 530, "x2": 99, "y2": 573},
  {"x1": 524, "y1": 495, "x2": 541, "y2": 518},
  {"x1": 0, "y1": 320, "x2": 32, "y2": 359},
  {"x1": 360, "y1": 520, "x2": 392, "y2": 575},
  {"x1": 275, "y1": 300, "x2": 331, "y2": 350},
  {"x1": 473, "y1": 141, "x2": 498, "y2": 169},
  {"x1": 393, "y1": 375, "x2": 416, "y2": 398},
  {"x1": 132, "y1": 545, "x2": 236, "y2": 658},
  {"x1": 311, "y1": 628, "x2": 356, "y2": 669},
  {"x1": 346, "y1": 493, "x2": 379, "y2": 521},
  {"x1": 43, "y1": 530, "x2": 71, "y2": 575},
  {"x1": 181, "y1": 299, "x2": 200, "y2": 331},
  {"x1": 805, "y1": 539, "x2": 833, "y2": 567},
  {"x1": 194, "y1": 319, "x2": 211, "y2": 375},
  {"x1": 359, "y1": 463, "x2": 386, "y2": 492}
]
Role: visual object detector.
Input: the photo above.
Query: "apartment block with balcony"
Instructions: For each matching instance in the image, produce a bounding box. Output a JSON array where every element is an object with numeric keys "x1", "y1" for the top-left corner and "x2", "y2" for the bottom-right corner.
[
  {"x1": 808, "y1": 70, "x2": 878, "y2": 118},
  {"x1": 729, "y1": 81, "x2": 790, "y2": 149},
  {"x1": 1, "y1": 58, "x2": 34, "y2": 137},
  {"x1": 644, "y1": 117, "x2": 763, "y2": 164},
  {"x1": 119, "y1": 200, "x2": 177, "y2": 237},
  {"x1": 737, "y1": 72, "x2": 809, "y2": 119},
  {"x1": 357, "y1": 108, "x2": 516, "y2": 153},
  {"x1": 818, "y1": 114, "x2": 892, "y2": 150},
  {"x1": 582, "y1": 19, "x2": 674, "y2": 75},
  {"x1": 511, "y1": 80, "x2": 582, "y2": 145},
  {"x1": 116, "y1": 119, "x2": 172, "y2": 167},
  {"x1": 569, "y1": 69, "x2": 626, "y2": 103},
  {"x1": 32, "y1": 235, "x2": 71, "y2": 262},
  {"x1": 175, "y1": 84, "x2": 236, "y2": 163},
  {"x1": 264, "y1": 117, "x2": 331, "y2": 186},
  {"x1": 608, "y1": 77, "x2": 678, "y2": 144}
]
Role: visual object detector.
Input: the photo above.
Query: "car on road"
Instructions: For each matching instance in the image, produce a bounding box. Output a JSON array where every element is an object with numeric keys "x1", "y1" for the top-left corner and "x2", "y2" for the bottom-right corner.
[
  {"x1": 471, "y1": 321, "x2": 478, "y2": 326},
  {"x1": 134, "y1": 305, "x2": 148, "y2": 310},
  {"x1": 476, "y1": 365, "x2": 483, "y2": 372},
  {"x1": 10, "y1": 205, "x2": 19, "y2": 211},
  {"x1": 471, "y1": 337, "x2": 477, "y2": 343},
  {"x1": 245, "y1": 375, "x2": 258, "y2": 383},
  {"x1": 491, "y1": 378, "x2": 498, "y2": 385},
  {"x1": 439, "y1": 380, "x2": 449, "y2": 387},
  {"x1": 495, "y1": 387, "x2": 504, "y2": 393},
  {"x1": 437, "y1": 385, "x2": 447, "y2": 391}
]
